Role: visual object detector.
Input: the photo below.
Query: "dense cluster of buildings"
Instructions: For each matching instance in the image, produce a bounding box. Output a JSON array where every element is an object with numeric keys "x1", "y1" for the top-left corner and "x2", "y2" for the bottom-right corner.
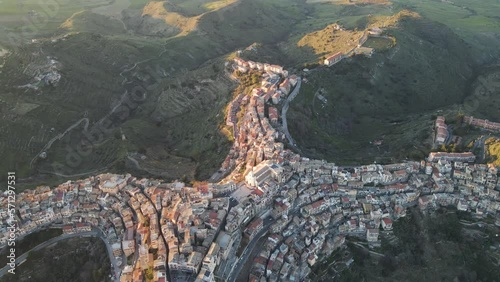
[
  {"x1": 239, "y1": 156, "x2": 500, "y2": 281},
  {"x1": 233, "y1": 57, "x2": 287, "y2": 77},
  {"x1": 1, "y1": 55, "x2": 499, "y2": 282},
  {"x1": 213, "y1": 154, "x2": 499, "y2": 281},
  {"x1": 219, "y1": 58, "x2": 299, "y2": 180},
  {"x1": 0, "y1": 175, "x2": 238, "y2": 282}
]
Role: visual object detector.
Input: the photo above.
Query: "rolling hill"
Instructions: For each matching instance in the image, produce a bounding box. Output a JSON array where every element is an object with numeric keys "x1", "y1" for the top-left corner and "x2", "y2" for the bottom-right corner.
[
  {"x1": 0, "y1": 0, "x2": 499, "y2": 189},
  {"x1": 286, "y1": 7, "x2": 488, "y2": 164},
  {"x1": 0, "y1": 0, "x2": 310, "y2": 189}
]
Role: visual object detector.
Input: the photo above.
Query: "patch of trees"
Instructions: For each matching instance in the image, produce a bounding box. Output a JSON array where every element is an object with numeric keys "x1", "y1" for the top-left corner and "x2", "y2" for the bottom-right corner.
[
  {"x1": 428, "y1": 209, "x2": 463, "y2": 243},
  {"x1": 387, "y1": 208, "x2": 425, "y2": 266},
  {"x1": 235, "y1": 71, "x2": 261, "y2": 87},
  {"x1": 347, "y1": 242, "x2": 369, "y2": 266},
  {"x1": 4, "y1": 238, "x2": 111, "y2": 282},
  {"x1": 379, "y1": 254, "x2": 397, "y2": 277},
  {"x1": 0, "y1": 228, "x2": 62, "y2": 266}
]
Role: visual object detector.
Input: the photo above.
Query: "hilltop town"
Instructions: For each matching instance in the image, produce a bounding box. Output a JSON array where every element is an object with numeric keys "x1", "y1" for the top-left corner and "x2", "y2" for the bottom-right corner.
[{"x1": 1, "y1": 55, "x2": 500, "y2": 282}]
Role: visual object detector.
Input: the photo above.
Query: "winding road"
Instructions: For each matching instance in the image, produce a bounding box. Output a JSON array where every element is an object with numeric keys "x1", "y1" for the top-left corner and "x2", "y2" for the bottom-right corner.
[
  {"x1": 28, "y1": 33, "x2": 170, "y2": 176},
  {"x1": 281, "y1": 77, "x2": 302, "y2": 147},
  {"x1": 29, "y1": 118, "x2": 89, "y2": 168},
  {"x1": 0, "y1": 229, "x2": 120, "y2": 282}
]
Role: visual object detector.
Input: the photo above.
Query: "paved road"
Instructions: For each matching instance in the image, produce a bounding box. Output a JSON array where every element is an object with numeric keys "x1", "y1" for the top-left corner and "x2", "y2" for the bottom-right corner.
[
  {"x1": 472, "y1": 134, "x2": 492, "y2": 162},
  {"x1": 445, "y1": 125, "x2": 453, "y2": 145},
  {"x1": 478, "y1": 134, "x2": 495, "y2": 161},
  {"x1": 0, "y1": 229, "x2": 120, "y2": 282},
  {"x1": 227, "y1": 218, "x2": 274, "y2": 282},
  {"x1": 98, "y1": 230, "x2": 122, "y2": 282},
  {"x1": 281, "y1": 78, "x2": 302, "y2": 146}
]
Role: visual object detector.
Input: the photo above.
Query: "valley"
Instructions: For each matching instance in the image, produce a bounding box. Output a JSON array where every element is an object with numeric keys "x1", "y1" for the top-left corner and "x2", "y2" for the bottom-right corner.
[
  {"x1": 0, "y1": 0, "x2": 499, "y2": 281},
  {"x1": 0, "y1": 0, "x2": 498, "y2": 190}
]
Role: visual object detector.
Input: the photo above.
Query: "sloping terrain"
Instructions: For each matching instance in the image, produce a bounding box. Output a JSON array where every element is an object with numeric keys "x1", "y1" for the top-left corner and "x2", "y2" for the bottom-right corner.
[
  {"x1": 288, "y1": 15, "x2": 477, "y2": 164},
  {"x1": 121, "y1": 0, "x2": 242, "y2": 37},
  {"x1": 293, "y1": 10, "x2": 418, "y2": 63},
  {"x1": 297, "y1": 24, "x2": 365, "y2": 58},
  {"x1": 59, "y1": 10, "x2": 127, "y2": 35},
  {"x1": 122, "y1": 1, "x2": 197, "y2": 37},
  {"x1": 0, "y1": 0, "x2": 499, "y2": 188},
  {"x1": 334, "y1": 209, "x2": 500, "y2": 282},
  {"x1": 392, "y1": 0, "x2": 500, "y2": 63},
  {"x1": 0, "y1": 237, "x2": 111, "y2": 282},
  {"x1": 0, "y1": 0, "x2": 309, "y2": 189}
]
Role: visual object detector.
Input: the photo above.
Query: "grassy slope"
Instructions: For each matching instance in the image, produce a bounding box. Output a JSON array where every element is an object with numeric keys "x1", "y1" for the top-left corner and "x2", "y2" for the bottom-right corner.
[
  {"x1": 464, "y1": 66, "x2": 500, "y2": 123},
  {"x1": 0, "y1": 237, "x2": 112, "y2": 282},
  {"x1": 335, "y1": 209, "x2": 500, "y2": 282},
  {"x1": 392, "y1": 0, "x2": 500, "y2": 62},
  {"x1": 287, "y1": 10, "x2": 417, "y2": 65},
  {"x1": 0, "y1": 0, "x2": 121, "y2": 44},
  {"x1": 284, "y1": 0, "x2": 500, "y2": 165},
  {"x1": 0, "y1": 0, "x2": 309, "y2": 189},
  {"x1": 59, "y1": 10, "x2": 127, "y2": 35},
  {"x1": 0, "y1": 33, "x2": 156, "y2": 183},
  {"x1": 288, "y1": 13, "x2": 476, "y2": 164},
  {"x1": 485, "y1": 138, "x2": 500, "y2": 166}
]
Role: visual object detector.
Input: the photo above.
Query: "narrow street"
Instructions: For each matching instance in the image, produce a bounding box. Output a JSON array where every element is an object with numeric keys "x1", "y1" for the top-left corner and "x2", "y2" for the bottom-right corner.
[{"x1": 227, "y1": 217, "x2": 274, "y2": 282}]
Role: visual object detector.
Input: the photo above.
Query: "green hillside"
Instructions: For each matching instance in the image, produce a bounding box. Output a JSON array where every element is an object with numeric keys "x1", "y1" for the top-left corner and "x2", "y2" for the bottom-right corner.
[
  {"x1": 0, "y1": 0, "x2": 499, "y2": 189},
  {"x1": 286, "y1": 14, "x2": 485, "y2": 164},
  {"x1": 0, "y1": 0, "x2": 310, "y2": 189}
]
